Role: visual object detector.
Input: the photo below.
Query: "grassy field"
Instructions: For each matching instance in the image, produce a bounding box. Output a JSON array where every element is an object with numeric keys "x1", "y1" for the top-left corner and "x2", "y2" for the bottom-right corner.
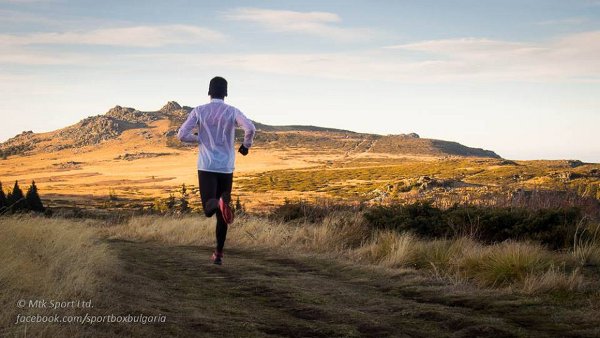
[
  {"x1": 2, "y1": 213, "x2": 600, "y2": 337},
  {"x1": 4, "y1": 153, "x2": 596, "y2": 213},
  {"x1": 238, "y1": 158, "x2": 600, "y2": 204},
  {"x1": 1, "y1": 112, "x2": 598, "y2": 212}
]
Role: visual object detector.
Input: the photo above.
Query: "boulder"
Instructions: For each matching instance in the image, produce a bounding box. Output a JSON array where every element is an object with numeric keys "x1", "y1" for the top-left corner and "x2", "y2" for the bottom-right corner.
[{"x1": 160, "y1": 101, "x2": 182, "y2": 114}]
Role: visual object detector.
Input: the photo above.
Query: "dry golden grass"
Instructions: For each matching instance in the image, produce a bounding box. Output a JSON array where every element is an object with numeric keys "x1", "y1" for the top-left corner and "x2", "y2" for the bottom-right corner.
[
  {"x1": 105, "y1": 215, "x2": 210, "y2": 246},
  {"x1": 572, "y1": 222, "x2": 600, "y2": 266},
  {"x1": 105, "y1": 213, "x2": 588, "y2": 294},
  {"x1": 0, "y1": 215, "x2": 118, "y2": 337},
  {"x1": 1, "y1": 212, "x2": 597, "y2": 337},
  {"x1": 455, "y1": 240, "x2": 553, "y2": 287},
  {"x1": 522, "y1": 266, "x2": 585, "y2": 294},
  {"x1": 355, "y1": 231, "x2": 418, "y2": 267},
  {"x1": 302, "y1": 212, "x2": 371, "y2": 252}
]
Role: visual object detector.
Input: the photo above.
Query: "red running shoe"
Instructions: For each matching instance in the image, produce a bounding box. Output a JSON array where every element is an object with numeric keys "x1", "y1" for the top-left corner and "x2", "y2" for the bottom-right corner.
[
  {"x1": 211, "y1": 251, "x2": 223, "y2": 265},
  {"x1": 218, "y1": 197, "x2": 234, "y2": 224}
]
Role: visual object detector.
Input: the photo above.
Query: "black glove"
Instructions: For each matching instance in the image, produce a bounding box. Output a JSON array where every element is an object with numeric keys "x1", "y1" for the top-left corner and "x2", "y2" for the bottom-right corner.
[{"x1": 238, "y1": 144, "x2": 249, "y2": 156}]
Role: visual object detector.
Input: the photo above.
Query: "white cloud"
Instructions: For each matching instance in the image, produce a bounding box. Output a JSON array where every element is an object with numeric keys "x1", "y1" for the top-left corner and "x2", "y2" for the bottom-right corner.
[
  {"x1": 223, "y1": 8, "x2": 374, "y2": 42},
  {"x1": 2, "y1": 29, "x2": 599, "y2": 84},
  {"x1": 389, "y1": 38, "x2": 543, "y2": 57},
  {"x1": 144, "y1": 29, "x2": 599, "y2": 83},
  {"x1": 118, "y1": 51, "x2": 504, "y2": 83},
  {"x1": 0, "y1": 50, "x2": 84, "y2": 65},
  {"x1": 384, "y1": 31, "x2": 600, "y2": 82},
  {"x1": 0, "y1": 25, "x2": 226, "y2": 47}
]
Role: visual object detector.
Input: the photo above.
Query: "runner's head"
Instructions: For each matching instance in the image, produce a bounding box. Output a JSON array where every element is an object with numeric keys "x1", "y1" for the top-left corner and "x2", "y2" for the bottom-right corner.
[{"x1": 208, "y1": 76, "x2": 227, "y2": 99}]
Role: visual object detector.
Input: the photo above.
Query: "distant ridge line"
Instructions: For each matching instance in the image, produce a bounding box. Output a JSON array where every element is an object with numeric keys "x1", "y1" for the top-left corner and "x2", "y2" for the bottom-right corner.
[{"x1": 0, "y1": 101, "x2": 501, "y2": 159}]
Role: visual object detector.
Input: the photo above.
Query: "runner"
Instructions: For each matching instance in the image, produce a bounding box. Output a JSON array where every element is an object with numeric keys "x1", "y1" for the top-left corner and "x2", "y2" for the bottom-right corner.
[{"x1": 177, "y1": 76, "x2": 256, "y2": 265}]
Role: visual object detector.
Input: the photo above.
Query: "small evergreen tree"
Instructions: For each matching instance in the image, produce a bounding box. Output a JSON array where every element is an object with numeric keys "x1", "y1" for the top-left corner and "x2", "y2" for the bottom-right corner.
[
  {"x1": 179, "y1": 183, "x2": 190, "y2": 213},
  {"x1": 166, "y1": 193, "x2": 176, "y2": 211},
  {"x1": 0, "y1": 181, "x2": 6, "y2": 211},
  {"x1": 234, "y1": 196, "x2": 245, "y2": 214},
  {"x1": 8, "y1": 181, "x2": 26, "y2": 212},
  {"x1": 25, "y1": 180, "x2": 45, "y2": 212}
]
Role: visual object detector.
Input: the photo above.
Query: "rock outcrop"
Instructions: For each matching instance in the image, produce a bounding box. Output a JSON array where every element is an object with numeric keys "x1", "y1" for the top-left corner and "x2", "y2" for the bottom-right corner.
[
  {"x1": 105, "y1": 105, "x2": 160, "y2": 123},
  {"x1": 159, "y1": 101, "x2": 182, "y2": 114},
  {"x1": 0, "y1": 131, "x2": 36, "y2": 157}
]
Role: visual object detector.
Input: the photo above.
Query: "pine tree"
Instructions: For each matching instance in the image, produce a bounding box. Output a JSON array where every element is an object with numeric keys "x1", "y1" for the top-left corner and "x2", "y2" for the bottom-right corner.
[
  {"x1": 0, "y1": 181, "x2": 6, "y2": 211},
  {"x1": 234, "y1": 196, "x2": 244, "y2": 214},
  {"x1": 8, "y1": 181, "x2": 26, "y2": 212},
  {"x1": 166, "y1": 193, "x2": 176, "y2": 211},
  {"x1": 25, "y1": 180, "x2": 45, "y2": 212},
  {"x1": 179, "y1": 184, "x2": 190, "y2": 213}
]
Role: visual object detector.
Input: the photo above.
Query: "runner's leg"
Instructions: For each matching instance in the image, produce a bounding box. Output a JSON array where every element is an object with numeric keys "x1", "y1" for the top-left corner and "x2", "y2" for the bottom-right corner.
[
  {"x1": 215, "y1": 173, "x2": 233, "y2": 252},
  {"x1": 198, "y1": 170, "x2": 218, "y2": 217}
]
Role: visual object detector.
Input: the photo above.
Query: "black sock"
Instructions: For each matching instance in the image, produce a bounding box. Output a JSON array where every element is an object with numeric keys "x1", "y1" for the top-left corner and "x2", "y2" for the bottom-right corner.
[{"x1": 216, "y1": 212, "x2": 228, "y2": 252}]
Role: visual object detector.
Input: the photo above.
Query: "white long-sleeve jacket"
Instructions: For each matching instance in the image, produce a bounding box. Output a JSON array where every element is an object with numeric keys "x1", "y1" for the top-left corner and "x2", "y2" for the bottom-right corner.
[{"x1": 177, "y1": 98, "x2": 256, "y2": 173}]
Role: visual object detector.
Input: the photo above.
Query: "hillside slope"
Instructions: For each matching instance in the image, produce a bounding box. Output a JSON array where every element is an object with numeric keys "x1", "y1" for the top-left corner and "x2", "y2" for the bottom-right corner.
[{"x1": 0, "y1": 101, "x2": 500, "y2": 159}]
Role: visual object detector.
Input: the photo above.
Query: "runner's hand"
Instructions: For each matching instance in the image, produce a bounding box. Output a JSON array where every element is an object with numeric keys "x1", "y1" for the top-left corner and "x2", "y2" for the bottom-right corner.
[{"x1": 238, "y1": 145, "x2": 249, "y2": 156}]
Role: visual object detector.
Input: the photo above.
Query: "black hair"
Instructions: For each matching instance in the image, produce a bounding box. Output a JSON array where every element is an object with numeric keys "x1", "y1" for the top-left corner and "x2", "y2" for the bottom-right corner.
[{"x1": 208, "y1": 76, "x2": 228, "y2": 99}]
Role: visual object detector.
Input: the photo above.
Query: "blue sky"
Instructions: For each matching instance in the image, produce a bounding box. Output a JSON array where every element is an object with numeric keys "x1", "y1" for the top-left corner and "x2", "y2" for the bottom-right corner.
[{"x1": 0, "y1": 0, "x2": 599, "y2": 161}]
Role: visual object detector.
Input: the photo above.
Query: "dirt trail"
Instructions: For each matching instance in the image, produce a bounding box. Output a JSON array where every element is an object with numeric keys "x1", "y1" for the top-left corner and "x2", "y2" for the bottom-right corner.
[{"x1": 101, "y1": 240, "x2": 598, "y2": 338}]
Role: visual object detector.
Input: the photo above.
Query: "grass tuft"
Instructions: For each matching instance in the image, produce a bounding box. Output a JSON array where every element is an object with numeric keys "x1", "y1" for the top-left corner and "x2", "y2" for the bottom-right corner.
[
  {"x1": 456, "y1": 241, "x2": 552, "y2": 287},
  {"x1": 522, "y1": 266, "x2": 585, "y2": 294},
  {"x1": 572, "y1": 222, "x2": 600, "y2": 266}
]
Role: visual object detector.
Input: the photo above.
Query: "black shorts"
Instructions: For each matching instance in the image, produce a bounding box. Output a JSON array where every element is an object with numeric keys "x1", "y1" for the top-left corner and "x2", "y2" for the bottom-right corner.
[{"x1": 197, "y1": 170, "x2": 233, "y2": 216}]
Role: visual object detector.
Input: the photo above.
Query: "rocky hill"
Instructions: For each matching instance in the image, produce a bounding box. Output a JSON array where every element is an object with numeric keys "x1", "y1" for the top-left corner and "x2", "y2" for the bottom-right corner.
[
  {"x1": 0, "y1": 101, "x2": 501, "y2": 159},
  {"x1": 370, "y1": 135, "x2": 500, "y2": 158}
]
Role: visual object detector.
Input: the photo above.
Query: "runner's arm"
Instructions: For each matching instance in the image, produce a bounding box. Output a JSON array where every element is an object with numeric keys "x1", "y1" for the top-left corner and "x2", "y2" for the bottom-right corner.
[
  {"x1": 234, "y1": 109, "x2": 256, "y2": 148},
  {"x1": 177, "y1": 109, "x2": 199, "y2": 143}
]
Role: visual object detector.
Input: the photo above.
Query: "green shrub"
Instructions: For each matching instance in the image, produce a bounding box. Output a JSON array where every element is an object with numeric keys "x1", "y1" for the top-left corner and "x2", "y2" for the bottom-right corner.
[
  {"x1": 363, "y1": 202, "x2": 584, "y2": 249},
  {"x1": 270, "y1": 199, "x2": 362, "y2": 223},
  {"x1": 363, "y1": 201, "x2": 446, "y2": 236}
]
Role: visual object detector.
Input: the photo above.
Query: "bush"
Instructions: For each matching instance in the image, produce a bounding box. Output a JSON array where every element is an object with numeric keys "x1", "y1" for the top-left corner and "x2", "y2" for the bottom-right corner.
[
  {"x1": 270, "y1": 199, "x2": 362, "y2": 223},
  {"x1": 270, "y1": 200, "x2": 328, "y2": 223},
  {"x1": 363, "y1": 202, "x2": 584, "y2": 249},
  {"x1": 364, "y1": 201, "x2": 446, "y2": 236}
]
